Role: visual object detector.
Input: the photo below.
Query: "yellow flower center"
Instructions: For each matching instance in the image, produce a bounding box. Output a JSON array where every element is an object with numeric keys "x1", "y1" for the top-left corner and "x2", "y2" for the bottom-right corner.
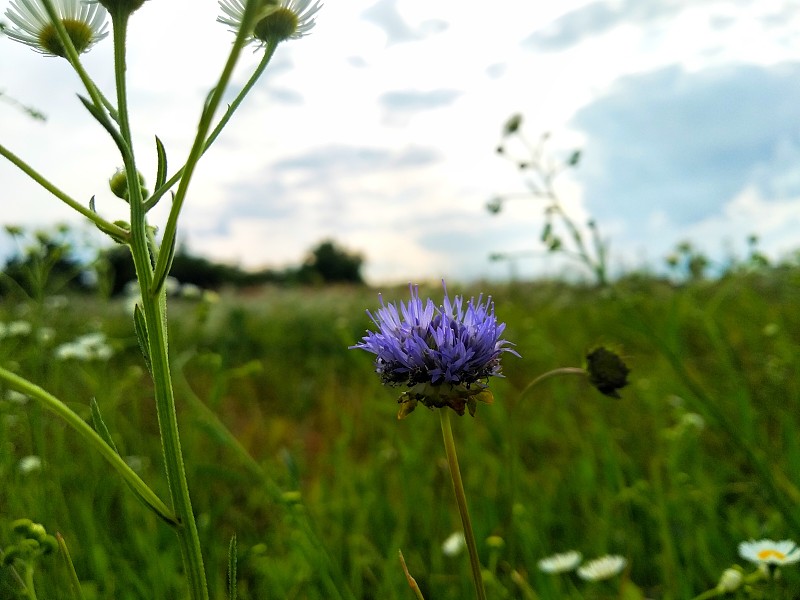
[
  {"x1": 38, "y1": 19, "x2": 94, "y2": 57},
  {"x1": 253, "y1": 7, "x2": 299, "y2": 43},
  {"x1": 757, "y1": 549, "x2": 786, "y2": 561}
]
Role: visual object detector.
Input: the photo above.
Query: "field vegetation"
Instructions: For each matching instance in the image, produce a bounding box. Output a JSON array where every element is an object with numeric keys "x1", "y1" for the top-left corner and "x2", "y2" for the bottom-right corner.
[{"x1": 2, "y1": 257, "x2": 799, "y2": 599}]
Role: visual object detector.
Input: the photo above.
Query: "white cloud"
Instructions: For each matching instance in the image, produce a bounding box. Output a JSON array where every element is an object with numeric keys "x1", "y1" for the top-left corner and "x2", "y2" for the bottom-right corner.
[{"x1": 1, "y1": 0, "x2": 799, "y2": 284}]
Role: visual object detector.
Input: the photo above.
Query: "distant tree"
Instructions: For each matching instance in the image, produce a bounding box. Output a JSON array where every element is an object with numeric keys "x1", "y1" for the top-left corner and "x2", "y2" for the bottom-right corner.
[
  {"x1": 296, "y1": 240, "x2": 364, "y2": 284},
  {"x1": 1, "y1": 224, "x2": 90, "y2": 299}
]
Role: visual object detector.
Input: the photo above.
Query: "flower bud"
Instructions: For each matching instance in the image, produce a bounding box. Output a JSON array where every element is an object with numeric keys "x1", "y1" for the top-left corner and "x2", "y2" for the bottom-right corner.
[
  {"x1": 585, "y1": 346, "x2": 630, "y2": 398},
  {"x1": 109, "y1": 169, "x2": 148, "y2": 202},
  {"x1": 717, "y1": 567, "x2": 743, "y2": 592}
]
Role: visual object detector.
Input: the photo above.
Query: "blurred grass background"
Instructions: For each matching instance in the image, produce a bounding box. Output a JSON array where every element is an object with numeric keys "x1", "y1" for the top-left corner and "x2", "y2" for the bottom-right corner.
[{"x1": 1, "y1": 268, "x2": 800, "y2": 599}]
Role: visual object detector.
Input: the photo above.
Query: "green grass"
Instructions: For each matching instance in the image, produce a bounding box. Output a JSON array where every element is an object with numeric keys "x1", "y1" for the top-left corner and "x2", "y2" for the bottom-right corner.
[{"x1": 1, "y1": 270, "x2": 800, "y2": 599}]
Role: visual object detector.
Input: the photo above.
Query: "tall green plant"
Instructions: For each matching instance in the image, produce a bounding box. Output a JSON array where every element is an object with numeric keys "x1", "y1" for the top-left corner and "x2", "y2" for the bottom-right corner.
[{"x1": 0, "y1": 1, "x2": 321, "y2": 598}]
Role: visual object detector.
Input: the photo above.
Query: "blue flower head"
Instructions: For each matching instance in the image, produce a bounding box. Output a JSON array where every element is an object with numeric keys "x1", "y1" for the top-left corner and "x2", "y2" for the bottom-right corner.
[{"x1": 352, "y1": 282, "x2": 518, "y2": 417}]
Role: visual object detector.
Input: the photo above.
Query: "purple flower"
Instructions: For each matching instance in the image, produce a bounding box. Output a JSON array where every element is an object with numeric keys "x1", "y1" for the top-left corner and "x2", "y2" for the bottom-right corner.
[{"x1": 352, "y1": 283, "x2": 518, "y2": 417}]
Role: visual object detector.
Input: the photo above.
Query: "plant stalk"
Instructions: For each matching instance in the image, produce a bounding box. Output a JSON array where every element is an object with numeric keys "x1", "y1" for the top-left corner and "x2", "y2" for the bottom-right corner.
[{"x1": 439, "y1": 409, "x2": 487, "y2": 600}]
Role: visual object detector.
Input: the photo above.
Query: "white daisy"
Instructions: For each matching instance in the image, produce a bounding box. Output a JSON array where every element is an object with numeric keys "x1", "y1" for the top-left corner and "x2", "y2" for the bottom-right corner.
[
  {"x1": 217, "y1": 0, "x2": 322, "y2": 46},
  {"x1": 4, "y1": 0, "x2": 108, "y2": 57},
  {"x1": 538, "y1": 550, "x2": 582, "y2": 574},
  {"x1": 739, "y1": 539, "x2": 800, "y2": 567},
  {"x1": 441, "y1": 531, "x2": 466, "y2": 557},
  {"x1": 577, "y1": 555, "x2": 627, "y2": 581},
  {"x1": 18, "y1": 455, "x2": 43, "y2": 474}
]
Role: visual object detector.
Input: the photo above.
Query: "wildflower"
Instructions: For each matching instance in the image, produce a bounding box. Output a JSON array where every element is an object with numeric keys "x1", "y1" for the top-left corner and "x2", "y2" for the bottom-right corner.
[
  {"x1": 55, "y1": 332, "x2": 113, "y2": 361},
  {"x1": 577, "y1": 555, "x2": 627, "y2": 581},
  {"x1": 442, "y1": 531, "x2": 466, "y2": 557},
  {"x1": 5, "y1": 390, "x2": 29, "y2": 405},
  {"x1": 538, "y1": 550, "x2": 582, "y2": 574},
  {"x1": 716, "y1": 568, "x2": 743, "y2": 592},
  {"x1": 351, "y1": 283, "x2": 518, "y2": 417},
  {"x1": 217, "y1": 0, "x2": 322, "y2": 46},
  {"x1": 17, "y1": 455, "x2": 42, "y2": 474},
  {"x1": 4, "y1": 0, "x2": 108, "y2": 57},
  {"x1": 739, "y1": 539, "x2": 800, "y2": 567},
  {"x1": 8, "y1": 321, "x2": 32, "y2": 337}
]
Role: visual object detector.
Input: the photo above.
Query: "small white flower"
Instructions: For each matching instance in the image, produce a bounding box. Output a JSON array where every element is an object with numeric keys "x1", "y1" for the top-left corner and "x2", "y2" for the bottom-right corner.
[
  {"x1": 441, "y1": 531, "x2": 466, "y2": 557},
  {"x1": 18, "y1": 455, "x2": 42, "y2": 474},
  {"x1": 716, "y1": 568, "x2": 743, "y2": 592},
  {"x1": 538, "y1": 550, "x2": 582, "y2": 574},
  {"x1": 577, "y1": 555, "x2": 627, "y2": 581},
  {"x1": 218, "y1": 0, "x2": 322, "y2": 46},
  {"x1": 739, "y1": 539, "x2": 800, "y2": 566},
  {"x1": 4, "y1": 0, "x2": 108, "y2": 57},
  {"x1": 5, "y1": 390, "x2": 29, "y2": 405},
  {"x1": 8, "y1": 320, "x2": 32, "y2": 336},
  {"x1": 55, "y1": 332, "x2": 114, "y2": 361}
]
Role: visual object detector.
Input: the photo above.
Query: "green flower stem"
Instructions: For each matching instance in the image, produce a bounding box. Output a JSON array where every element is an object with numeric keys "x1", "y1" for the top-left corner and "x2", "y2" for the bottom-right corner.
[
  {"x1": 22, "y1": 565, "x2": 38, "y2": 600},
  {"x1": 144, "y1": 43, "x2": 278, "y2": 213},
  {"x1": 517, "y1": 367, "x2": 587, "y2": 401},
  {"x1": 0, "y1": 143, "x2": 129, "y2": 241},
  {"x1": 439, "y1": 409, "x2": 487, "y2": 600},
  {"x1": 56, "y1": 533, "x2": 88, "y2": 600},
  {"x1": 0, "y1": 366, "x2": 176, "y2": 524},
  {"x1": 398, "y1": 550, "x2": 426, "y2": 600},
  {"x1": 38, "y1": 0, "x2": 113, "y2": 126},
  {"x1": 152, "y1": 0, "x2": 266, "y2": 292},
  {"x1": 107, "y1": 8, "x2": 210, "y2": 600}
]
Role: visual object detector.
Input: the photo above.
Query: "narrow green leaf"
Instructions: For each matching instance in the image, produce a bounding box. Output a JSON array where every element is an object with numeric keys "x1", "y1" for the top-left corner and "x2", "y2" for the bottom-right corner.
[
  {"x1": 228, "y1": 534, "x2": 238, "y2": 600},
  {"x1": 151, "y1": 232, "x2": 177, "y2": 298},
  {"x1": 90, "y1": 398, "x2": 118, "y2": 454},
  {"x1": 56, "y1": 533, "x2": 87, "y2": 600},
  {"x1": 89, "y1": 195, "x2": 96, "y2": 213},
  {"x1": 155, "y1": 136, "x2": 168, "y2": 190},
  {"x1": 76, "y1": 95, "x2": 121, "y2": 145},
  {"x1": 133, "y1": 303, "x2": 151, "y2": 373}
]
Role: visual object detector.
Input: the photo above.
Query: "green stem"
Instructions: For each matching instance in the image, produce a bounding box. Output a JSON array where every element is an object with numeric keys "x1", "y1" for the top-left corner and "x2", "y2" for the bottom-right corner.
[
  {"x1": 38, "y1": 0, "x2": 116, "y2": 127},
  {"x1": 0, "y1": 143, "x2": 128, "y2": 241},
  {"x1": 152, "y1": 3, "x2": 268, "y2": 291},
  {"x1": 398, "y1": 550, "x2": 426, "y2": 600},
  {"x1": 517, "y1": 367, "x2": 587, "y2": 401},
  {"x1": 439, "y1": 409, "x2": 487, "y2": 600},
  {"x1": 23, "y1": 565, "x2": 38, "y2": 600},
  {"x1": 0, "y1": 366, "x2": 176, "y2": 524},
  {"x1": 109, "y1": 10, "x2": 208, "y2": 600},
  {"x1": 56, "y1": 533, "x2": 88, "y2": 600},
  {"x1": 144, "y1": 44, "x2": 278, "y2": 212}
]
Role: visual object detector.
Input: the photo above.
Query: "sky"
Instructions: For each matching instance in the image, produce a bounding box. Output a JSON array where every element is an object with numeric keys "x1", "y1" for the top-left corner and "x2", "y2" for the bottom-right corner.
[{"x1": 1, "y1": 0, "x2": 800, "y2": 284}]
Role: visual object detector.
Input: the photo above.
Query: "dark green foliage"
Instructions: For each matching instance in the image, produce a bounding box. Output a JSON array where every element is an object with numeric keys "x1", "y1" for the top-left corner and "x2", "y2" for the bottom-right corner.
[{"x1": 295, "y1": 240, "x2": 365, "y2": 285}]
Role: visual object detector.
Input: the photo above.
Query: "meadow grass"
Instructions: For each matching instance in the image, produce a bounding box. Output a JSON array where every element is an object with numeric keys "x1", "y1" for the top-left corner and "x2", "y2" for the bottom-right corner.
[{"x1": 1, "y1": 270, "x2": 799, "y2": 599}]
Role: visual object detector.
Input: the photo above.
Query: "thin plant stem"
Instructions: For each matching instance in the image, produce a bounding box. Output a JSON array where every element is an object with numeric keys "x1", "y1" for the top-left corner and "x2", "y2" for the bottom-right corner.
[
  {"x1": 144, "y1": 46, "x2": 278, "y2": 212},
  {"x1": 439, "y1": 409, "x2": 487, "y2": 600},
  {"x1": 398, "y1": 550, "x2": 426, "y2": 600},
  {"x1": 56, "y1": 533, "x2": 87, "y2": 600},
  {"x1": 152, "y1": 3, "x2": 268, "y2": 291},
  {"x1": 0, "y1": 366, "x2": 176, "y2": 524},
  {"x1": 0, "y1": 143, "x2": 128, "y2": 241},
  {"x1": 109, "y1": 8, "x2": 209, "y2": 599},
  {"x1": 22, "y1": 566, "x2": 38, "y2": 600},
  {"x1": 517, "y1": 367, "x2": 587, "y2": 401},
  {"x1": 38, "y1": 0, "x2": 108, "y2": 119}
]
